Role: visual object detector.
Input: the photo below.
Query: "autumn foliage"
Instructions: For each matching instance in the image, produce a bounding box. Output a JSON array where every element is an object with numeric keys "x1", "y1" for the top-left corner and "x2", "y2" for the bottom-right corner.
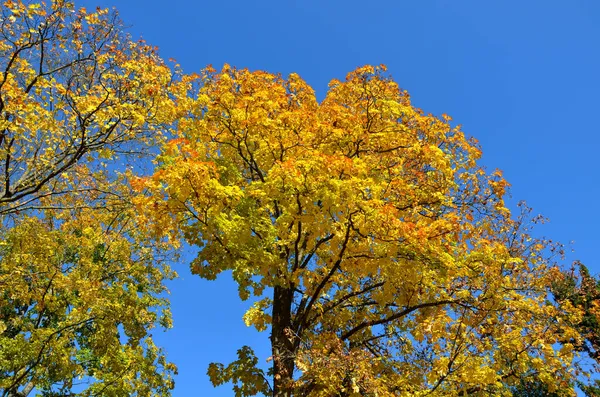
[
  {"x1": 0, "y1": 1, "x2": 596, "y2": 397},
  {"x1": 138, "y1": 65, "x2": 582, "y2": 396},
  {"x1": 0, "y1": 1, "x2": 183, "y2": 395}
]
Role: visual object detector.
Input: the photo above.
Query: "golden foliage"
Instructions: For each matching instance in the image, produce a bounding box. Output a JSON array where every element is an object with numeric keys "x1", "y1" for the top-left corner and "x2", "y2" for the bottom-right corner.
[
  {"x1": 141, "y1": 64, "x2": 580, "y2": 396},
  {"x1": 0, "y1": 1, "x2": 185, "y2": 395}
]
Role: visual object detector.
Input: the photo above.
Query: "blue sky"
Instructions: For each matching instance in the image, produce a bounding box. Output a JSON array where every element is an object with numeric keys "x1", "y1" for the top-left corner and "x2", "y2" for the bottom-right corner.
[{"x1": 79, "y1": 0, "x2": 600, "y2": 395}]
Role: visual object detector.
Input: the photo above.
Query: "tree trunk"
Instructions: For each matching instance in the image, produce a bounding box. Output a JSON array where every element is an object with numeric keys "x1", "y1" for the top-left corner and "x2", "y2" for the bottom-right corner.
[{"x1": 271, "y1": 285, "x2": 295, "y2": 397}]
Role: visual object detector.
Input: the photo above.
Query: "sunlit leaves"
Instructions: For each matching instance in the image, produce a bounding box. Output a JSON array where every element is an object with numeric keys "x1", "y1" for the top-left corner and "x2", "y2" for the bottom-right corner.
[
  {"x1": 207, "y1": 346, "x2": 271, "y2": 397},
  {"x1": 143, "y1": 64, "x2": 581, "y2": 395},
  {"x1": 0, "y1": 1, "x2": 182, "y2": 395},
  {"x1": 0, "y1": 0, "x2": 188, "y2": 215}
]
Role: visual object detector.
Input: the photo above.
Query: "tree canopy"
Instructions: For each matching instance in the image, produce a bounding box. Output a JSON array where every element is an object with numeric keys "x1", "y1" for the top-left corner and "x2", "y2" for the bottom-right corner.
[
  {"x1": 1, "y1": 1, "x2": 598, "y2": 397},
  {"x1": 138, "y1": 65, "x2": 583, "y2": 396},
  {"x1": 0, "y1": 1, "x2": 186, "y2": 395}
]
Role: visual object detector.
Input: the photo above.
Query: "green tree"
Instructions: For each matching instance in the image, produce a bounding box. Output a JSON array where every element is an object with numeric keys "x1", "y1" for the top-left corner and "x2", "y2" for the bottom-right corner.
[
  {"x1": 506, "y1": 261, "x2": 600, "y2": 397},
  {"x1": 552, "y1": 263, "x2": 600, "y2": 397}
]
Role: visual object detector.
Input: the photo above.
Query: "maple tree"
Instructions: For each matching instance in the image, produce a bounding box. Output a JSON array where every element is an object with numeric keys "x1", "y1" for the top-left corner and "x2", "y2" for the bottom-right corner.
[
  {"x1": 0, "y1": 1, "x2": 186, "y2": 395},
  {"x1": 139, "y1": 64, "x2": 584, "y2": 396}
]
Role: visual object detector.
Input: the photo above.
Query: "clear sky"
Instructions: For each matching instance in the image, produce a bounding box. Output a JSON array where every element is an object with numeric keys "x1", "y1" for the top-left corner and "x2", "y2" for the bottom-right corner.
[{"x1": 79, "y1": 0, "x2": 600, "y2": 395}]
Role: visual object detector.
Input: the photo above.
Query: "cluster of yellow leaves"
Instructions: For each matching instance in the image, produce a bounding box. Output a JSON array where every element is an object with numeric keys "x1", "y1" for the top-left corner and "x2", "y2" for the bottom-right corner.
[
  {"x1": 0, "y1": 185, "x2": 176, "y2": 396},
  {"x1": 140, "y1": 64, "x2": 582, "y2": 395},
  {"x1": 207, "y1": 346, "x2": 271, "y2": 397},
  {"x1": 0, "y1": 0, "x2": 193, "y2": 214},
  {"x1": 0, "y1": 1, "x2": 187, "y2": 395}
]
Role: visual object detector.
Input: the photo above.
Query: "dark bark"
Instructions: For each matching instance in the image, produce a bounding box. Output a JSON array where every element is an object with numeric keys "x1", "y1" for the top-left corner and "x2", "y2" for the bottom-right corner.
[{"x1": 271, "y1": 285, "x2": 295, "y2": 397}]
